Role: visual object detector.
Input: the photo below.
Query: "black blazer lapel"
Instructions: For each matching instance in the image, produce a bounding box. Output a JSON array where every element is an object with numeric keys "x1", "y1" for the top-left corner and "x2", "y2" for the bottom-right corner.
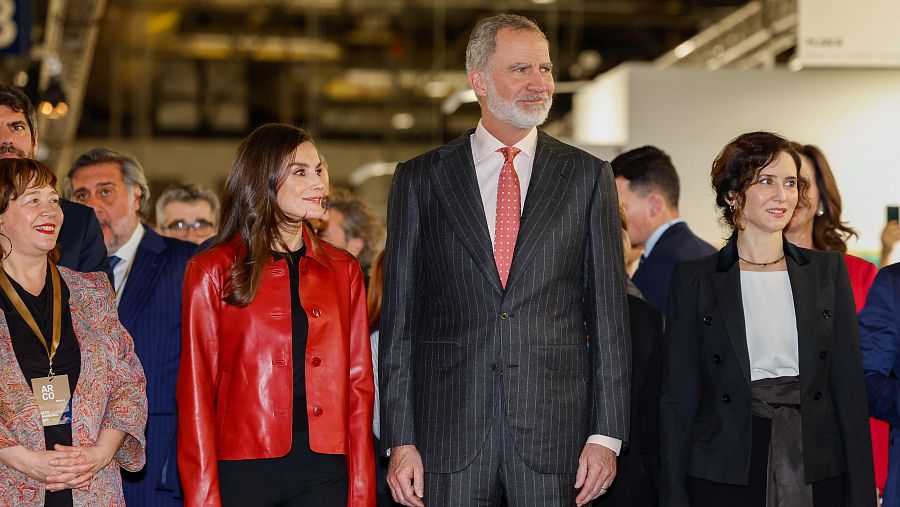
[
  {"x1": 428, "y1": 131, "x2": 502, "y2": 293},
  {"x1": 712, "y1": 241, "x2": 752, "y2": 385},
  {"x1": 506, "y1": 132, "x2": 572, "y2": 289},
  {"x1": 118, "y1": 226, "x2": 165, "y2": 330},
  {"x1": 784, "y1": 242, "x2": 820, "y2": 394}
]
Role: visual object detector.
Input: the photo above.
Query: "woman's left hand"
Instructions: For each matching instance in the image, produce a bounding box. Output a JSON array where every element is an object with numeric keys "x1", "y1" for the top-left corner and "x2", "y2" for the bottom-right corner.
[{"x1": 43, "y1": 429, "x2": 126, "y2": 491}]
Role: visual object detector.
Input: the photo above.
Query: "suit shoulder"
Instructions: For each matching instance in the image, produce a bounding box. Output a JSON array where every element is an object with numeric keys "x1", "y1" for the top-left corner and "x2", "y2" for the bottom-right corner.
[
  {"x1": 59, "y1": 199, "x2": 93, "y2": 218},
  {"x1": 400, "y1": 131, "x2": 472, "y2": 170},
  {"x1": 539, "y1": 131, "x2": 608, "y2": 166}
]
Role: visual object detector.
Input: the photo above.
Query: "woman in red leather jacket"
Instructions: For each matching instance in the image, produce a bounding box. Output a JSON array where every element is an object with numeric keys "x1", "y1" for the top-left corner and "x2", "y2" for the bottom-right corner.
[{"x1": 176, "y1": 123, "x2": 376, "y2": 507}]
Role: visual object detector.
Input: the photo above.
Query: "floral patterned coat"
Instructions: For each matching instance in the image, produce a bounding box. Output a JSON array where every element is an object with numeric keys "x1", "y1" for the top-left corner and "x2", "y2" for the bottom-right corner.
[{"x1": 0, "y1": 268, "x2": 147, "y2": 506}]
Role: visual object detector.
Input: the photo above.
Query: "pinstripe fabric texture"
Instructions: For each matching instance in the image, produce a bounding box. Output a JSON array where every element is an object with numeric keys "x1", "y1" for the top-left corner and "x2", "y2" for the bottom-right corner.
[
  {"x1": 119, "y1": 225, "x2": 195, "y2": 506},
  {"x1": 380, "y1": 129, "x2": 631, "y2": 477}
]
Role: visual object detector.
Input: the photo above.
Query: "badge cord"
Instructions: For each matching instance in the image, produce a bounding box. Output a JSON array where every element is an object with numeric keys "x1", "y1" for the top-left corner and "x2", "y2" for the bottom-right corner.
[{"x1": 0, "y1": 262, "x2": 63, "y2": 377}]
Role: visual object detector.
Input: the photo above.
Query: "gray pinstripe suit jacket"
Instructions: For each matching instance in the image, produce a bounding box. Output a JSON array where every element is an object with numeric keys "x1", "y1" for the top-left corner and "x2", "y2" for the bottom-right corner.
[{"x1": 379, "y1": 128, "x2": 631, "y2": 475}]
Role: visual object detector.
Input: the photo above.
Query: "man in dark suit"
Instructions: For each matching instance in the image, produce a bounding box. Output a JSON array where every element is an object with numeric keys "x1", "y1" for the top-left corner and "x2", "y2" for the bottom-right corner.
[
  {"x1": 380, "y1": 14, "x2": 630, "y2": 507},
  {"x1": 64, "y1": 148, "x2": 194, "y2": 506},
  {"x1": 0, "y1": 84, "x2": 108, "y2": 274},
  {"x1": 613, "y1": 146, "x2": 716, "y2": 314}
]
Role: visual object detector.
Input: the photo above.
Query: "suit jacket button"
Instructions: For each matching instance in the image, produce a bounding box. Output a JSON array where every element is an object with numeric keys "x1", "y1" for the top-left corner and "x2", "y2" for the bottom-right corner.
[
  {"x1": 819, "y1": 350, "x2": 828, "y2": 360},
  {"x1": 312, "y1": 308, "x2": 321, "y2": 317},
  {"x1": 490, "y1": 362, "x2": 499, "y2": 372},
  {"x1": 703, "y1": 316, "x2": 713, "y2": 326},
  {"x1": 500, "y1": 312, "x2": 509, "y2": 320},
  {"x1": 311, "y1": 357, "x2": 322, "y2": 367},
  {"x1": 312, "y1": 405, "x2": 323, "y2": 416},
  {"x1": 823, "y1": 309, "x2": 831, "y2": 319},
  {"x1": 814, "y1": 392, "x2": 823, "y2": 400},
  {"x1": 721, "y1": 393, "x2": 731, "y2": 403},
  {"x1": 713, "y1": 354, "x2": 722, "y2": 364}
]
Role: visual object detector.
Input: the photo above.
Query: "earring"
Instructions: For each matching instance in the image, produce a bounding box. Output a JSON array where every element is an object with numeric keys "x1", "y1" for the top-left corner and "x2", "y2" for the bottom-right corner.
[
  {"x1": 0, "y1": 231, "x2": 12, "y2": 261},
  {"x1": 816, "y1": 206, "x2": 825, "y2": 217},
  {"x1": 729, "y1": 203, "x2": 735, "y2": 212}
]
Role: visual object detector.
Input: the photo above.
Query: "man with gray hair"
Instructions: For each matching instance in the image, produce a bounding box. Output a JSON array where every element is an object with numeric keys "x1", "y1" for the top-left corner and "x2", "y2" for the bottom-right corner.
[
  {"x1": 380, "y1": 13, "x2": 630, "y2": 507},
  {"x1": 65, "y1": 148, "x2": 195, "y2": 507},
  {"x1": 155, "y1": 183, "x2": 220, "y2": 245}
]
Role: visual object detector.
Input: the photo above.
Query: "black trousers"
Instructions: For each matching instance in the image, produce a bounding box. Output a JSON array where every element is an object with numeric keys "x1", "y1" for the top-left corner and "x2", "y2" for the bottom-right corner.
[
  {"x1": 686, "y1": 415, "x2": 845, "y2": 507},
  {"x1": 218, "y1": 431, "x2": 347, "y2": 507}
]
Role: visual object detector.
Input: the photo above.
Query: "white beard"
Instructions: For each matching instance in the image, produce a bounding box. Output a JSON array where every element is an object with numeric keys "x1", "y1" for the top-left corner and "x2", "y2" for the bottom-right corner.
[{"x1": 485, "y1": 76, "x2": 552, "y2": 129}]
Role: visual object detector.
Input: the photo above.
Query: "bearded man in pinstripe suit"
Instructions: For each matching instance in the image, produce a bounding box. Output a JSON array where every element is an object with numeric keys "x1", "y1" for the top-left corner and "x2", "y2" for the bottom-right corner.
[{"x1": 379, "y1": 13, "x2": 631, "y2": 507}]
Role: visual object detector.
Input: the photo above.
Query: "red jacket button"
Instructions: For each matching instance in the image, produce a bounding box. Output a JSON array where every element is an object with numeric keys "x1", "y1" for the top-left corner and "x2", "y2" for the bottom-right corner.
[
  {"x1": 312, "y1": 406, "x2": 323, "y2": 416},
  {"x1": 312, "y1": 308, "x2": 321, "y2": 317},
  {"x1": 311, "y1": 357, "x2": 322, "y2": 367}
]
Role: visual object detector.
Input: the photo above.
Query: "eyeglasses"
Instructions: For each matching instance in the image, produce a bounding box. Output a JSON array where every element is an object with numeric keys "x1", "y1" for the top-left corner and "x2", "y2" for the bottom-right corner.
[{"x1": 163, "y1": 219, "x2": 215, "y2": 237}]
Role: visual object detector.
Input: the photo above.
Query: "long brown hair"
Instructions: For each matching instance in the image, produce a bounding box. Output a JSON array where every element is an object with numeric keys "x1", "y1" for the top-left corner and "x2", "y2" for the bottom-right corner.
[
  {"x1": 0, "y1": 158, "x2": 61, "y2": 264},
  {"x1": 214, "y1": 123, "x2": 316, "y2": 307},
  {"x1": 791, "y1": 143, "x2": 856, "y2": 253},
  {"x1": 366, "y1": 251, "x2": 385, "y2": 330}
]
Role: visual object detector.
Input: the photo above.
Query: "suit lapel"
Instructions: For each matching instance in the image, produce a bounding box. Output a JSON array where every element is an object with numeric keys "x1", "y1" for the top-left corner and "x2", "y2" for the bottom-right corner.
[
  {"x1": 118, "y1": 226, "x2": 165, "y2": 330},
  {"x1": 711, "y1": 243, "x2": 752, "y2": 385},
  {"x1": 785, "y1": 244, "x2": 818, "y2": 394},
  {"x1": 429, "y1": 132, "x2": 502, "y2": 293},
  {"x1": 505, "y1": 133, "x2": 572, "y2": 289}
]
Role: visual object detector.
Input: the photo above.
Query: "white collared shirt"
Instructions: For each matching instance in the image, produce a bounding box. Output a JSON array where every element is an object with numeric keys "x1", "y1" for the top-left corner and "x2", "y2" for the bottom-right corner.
[
  {"x1": 643, "y1": 218, "x2": 685, "y2": 257},
  {"x1": 109, "y1": 224, "x2": 145, "y2": 304},
  {"x1": 471, "y1": 121, "x2": 538, "y2": 248},
  {"x1": 470, "y1": 120, "x2": 622, "y2": 456}
]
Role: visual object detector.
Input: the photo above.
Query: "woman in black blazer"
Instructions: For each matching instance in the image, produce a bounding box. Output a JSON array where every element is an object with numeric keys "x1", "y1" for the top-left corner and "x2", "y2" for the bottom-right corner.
[{"x1": 659, "y1": 132, "x2": 874, "y2": 507}]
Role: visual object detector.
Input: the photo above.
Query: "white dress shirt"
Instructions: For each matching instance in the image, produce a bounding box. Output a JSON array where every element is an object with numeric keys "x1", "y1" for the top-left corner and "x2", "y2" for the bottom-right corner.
[
  {"x1": 740, "y1": 270, "x2": 800, "y2": 381},
  {"x1": 109, "y1": 224, "x2": 145, "y2": 305},
  {"x1": 470, "y1": 122, "x2": 622, "y2": 456}
]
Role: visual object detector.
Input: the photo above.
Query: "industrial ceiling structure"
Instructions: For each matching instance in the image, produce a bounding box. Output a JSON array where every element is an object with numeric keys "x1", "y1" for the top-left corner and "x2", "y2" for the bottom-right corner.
[{"x1": 8, "y1": 0, "x2": 804, "y2": 172}]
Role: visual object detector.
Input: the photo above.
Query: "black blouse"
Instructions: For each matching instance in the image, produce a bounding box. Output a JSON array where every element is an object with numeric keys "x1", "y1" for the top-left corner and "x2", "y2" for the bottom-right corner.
[
  {"x1": 0, "y1": 266, "x2": 79, "y2": 507},
  {"x1": 273, "y1": 246, "x2": 311, "y2": 434}
]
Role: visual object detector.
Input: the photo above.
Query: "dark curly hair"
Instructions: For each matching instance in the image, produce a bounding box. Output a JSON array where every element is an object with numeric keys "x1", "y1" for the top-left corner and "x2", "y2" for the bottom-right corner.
[{"x1": 710, "y1": 131, "x2": 801, "y2": 233}]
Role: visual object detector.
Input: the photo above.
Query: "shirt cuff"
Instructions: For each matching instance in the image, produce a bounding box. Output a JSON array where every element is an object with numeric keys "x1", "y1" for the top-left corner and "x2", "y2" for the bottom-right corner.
[{"x1": 587, "y1": 435, "x2": 621, "y2": 456}]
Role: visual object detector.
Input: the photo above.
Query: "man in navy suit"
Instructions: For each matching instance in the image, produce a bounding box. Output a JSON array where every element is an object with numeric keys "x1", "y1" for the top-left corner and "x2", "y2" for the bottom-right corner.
[
  {"x1": 0, "y1": 84, "x2": 108, "y2": 275},
  {"x1": 613, "y1": 146, "x2": 715, "y2": 313},
  {"x1": 64, "y1": 148, "x2": 194, "y2": 506}
]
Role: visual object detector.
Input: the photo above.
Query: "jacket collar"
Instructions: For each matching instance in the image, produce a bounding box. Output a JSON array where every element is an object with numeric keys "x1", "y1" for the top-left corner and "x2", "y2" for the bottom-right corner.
[
  {"x1": 225, "y1": 222, "x2": 336, "y2": 271},
  {"x1": 715, "y1": 232, "x2": 809, "y2": 273}
]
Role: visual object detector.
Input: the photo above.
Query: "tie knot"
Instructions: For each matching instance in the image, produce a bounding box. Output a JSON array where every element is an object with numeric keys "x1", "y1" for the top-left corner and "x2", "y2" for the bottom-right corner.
[
  {"x1": 108, "y1": 256, "x2": 122, "y2": 269},
  {"x1": 497, "y1": 146, "x2": 521, "y2": 165}
]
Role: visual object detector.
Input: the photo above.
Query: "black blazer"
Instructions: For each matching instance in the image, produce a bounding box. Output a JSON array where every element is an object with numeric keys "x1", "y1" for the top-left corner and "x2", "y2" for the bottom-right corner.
[
  {"x1": 632, "y1": 221, "x2": 715, "y2": 314},
  {"x1": 379, "y1": 129, "x2": 631, "y2": 474},
  {"x1": 57, "y1": 199, "x2": 109, "y2": 274},
  {"x1": 659, "y1": 238, "x2": 874, "y2": 507},
  {"x1": 599, "y1": 294, "x2": 663, "y2": 506}
]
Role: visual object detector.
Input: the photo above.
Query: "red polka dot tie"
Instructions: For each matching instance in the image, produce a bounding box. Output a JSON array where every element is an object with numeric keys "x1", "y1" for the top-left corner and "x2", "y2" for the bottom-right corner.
[{"x1": 495, "y1": 146, "x2": 521, "y2": 288}]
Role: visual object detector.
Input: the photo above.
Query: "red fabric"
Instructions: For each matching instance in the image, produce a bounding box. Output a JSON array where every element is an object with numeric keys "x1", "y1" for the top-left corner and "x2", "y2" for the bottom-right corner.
[
  {"x1": 176, "y1": 226, "x2": 375, "y2": 506},
  {"x1": 844, "y1": 254, "x2": 888, "y2": 492},
  {"x1": 494, "y1": 146, "x2": 521, "y2": 288}
]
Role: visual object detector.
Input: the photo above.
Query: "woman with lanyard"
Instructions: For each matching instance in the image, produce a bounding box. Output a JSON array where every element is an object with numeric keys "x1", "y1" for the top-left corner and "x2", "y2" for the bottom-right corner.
[
  {"x1": 177, "y1": 123, "x2": 375, "y2": 506},
  {"x1": 659, "y1": 132, "x2": 874, "y2": 506},
  {"x1": 0, "y1": 158, "x2": 147, "y2": 506}
]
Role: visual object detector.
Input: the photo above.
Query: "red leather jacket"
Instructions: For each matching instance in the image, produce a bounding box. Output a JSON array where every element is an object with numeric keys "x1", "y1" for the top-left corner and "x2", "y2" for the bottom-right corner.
[{"x1": 176, "y1": 226, "x2": 375, "y2": 506}]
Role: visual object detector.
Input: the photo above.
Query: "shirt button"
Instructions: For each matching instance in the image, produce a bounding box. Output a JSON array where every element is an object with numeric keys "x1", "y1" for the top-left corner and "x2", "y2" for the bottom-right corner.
[
  {"x1": 312, "y1": 406, "x2": 323, "y2": 416},
  {"x1": 311, "y1": 357, "x2": 322, "y2": 367},
  {"x1": 500, "y1": 312, "x2": 509, "y2": 320},
  {"x1": 312, "y1": 308, "x2": 321, "y2": 317}
]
